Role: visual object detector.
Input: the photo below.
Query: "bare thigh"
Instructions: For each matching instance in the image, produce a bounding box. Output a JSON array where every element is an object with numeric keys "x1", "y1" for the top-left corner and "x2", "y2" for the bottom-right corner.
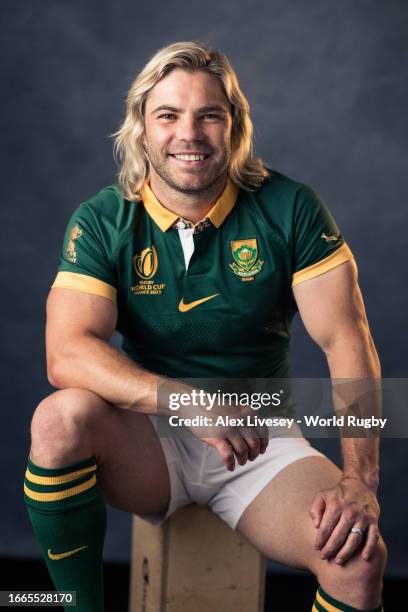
[
  {"x1": 235, "y1": 455, "x2": 342, "y2": 571},
  {"x1": 30, "y1": 388, "x2": 171, "y2": 517},
  {"x1": 96, "y1": 407, "x2": 171, "y2": 516}
]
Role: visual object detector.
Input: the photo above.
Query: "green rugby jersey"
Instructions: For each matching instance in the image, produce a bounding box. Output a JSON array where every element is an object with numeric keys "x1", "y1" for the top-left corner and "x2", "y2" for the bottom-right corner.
[{"x1": 52, "y1": 170, "x2": 354, "y2": 379}]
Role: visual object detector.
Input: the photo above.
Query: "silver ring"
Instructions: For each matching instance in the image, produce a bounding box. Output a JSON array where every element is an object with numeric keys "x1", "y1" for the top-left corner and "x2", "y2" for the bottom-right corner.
[{"x1": 350, "y1": 527, "x2": 365, "y2": 537}]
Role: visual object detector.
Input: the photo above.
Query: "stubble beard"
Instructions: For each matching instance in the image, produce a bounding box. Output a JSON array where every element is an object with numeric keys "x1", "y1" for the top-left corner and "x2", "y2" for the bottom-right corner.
[{"x1": 144, "y1": 143, "x2": 230, "y2": 195}]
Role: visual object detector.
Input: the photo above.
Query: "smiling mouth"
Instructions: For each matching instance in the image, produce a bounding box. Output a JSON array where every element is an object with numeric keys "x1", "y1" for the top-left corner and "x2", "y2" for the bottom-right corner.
[{"x1": 170, "y1": 153, "x2": 211, "y2": 162}]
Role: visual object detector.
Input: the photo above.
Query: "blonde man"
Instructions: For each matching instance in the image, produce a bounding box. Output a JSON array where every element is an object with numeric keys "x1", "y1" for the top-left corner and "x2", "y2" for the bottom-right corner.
[{"x1": 25, "y1": 41, "x2": 386, "y2": 611}]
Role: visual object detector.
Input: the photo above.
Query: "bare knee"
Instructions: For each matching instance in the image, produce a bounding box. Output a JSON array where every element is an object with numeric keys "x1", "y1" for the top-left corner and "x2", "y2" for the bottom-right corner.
[
  {"x1": 349, "y1": 536, "x2": 388, "y2": 586},
  {"x1": 30, "y1": 388, "x2": 111, "y2": 467},
  {"x1": 316, "y1": 537, "x2": 387, "y2": 607}
]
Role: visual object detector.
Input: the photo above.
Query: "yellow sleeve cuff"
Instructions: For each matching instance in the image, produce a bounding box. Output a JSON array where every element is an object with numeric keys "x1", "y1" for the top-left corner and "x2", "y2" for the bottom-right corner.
[
  {"x1": 51, "y1": 271, "x2": 117, "y2": 303},
  {"x1": 292, "y1": 243, "x2": 354, "y2": 287}
]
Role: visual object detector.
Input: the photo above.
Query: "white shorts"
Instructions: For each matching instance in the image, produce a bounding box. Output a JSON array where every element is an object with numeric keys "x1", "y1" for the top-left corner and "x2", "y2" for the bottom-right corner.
[{"x1": 139, "y1": 415, "x2": 325, "y2": 530}]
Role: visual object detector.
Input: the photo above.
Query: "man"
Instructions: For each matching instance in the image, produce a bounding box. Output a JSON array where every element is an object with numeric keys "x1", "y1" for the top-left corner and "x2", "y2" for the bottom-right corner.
[{"x1": 24, "y1": 41, "x2": 386, "y2": 611}]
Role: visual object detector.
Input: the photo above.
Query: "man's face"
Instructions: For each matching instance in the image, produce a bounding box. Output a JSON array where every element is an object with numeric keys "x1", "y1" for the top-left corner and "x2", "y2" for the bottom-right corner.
[{"x1": 143, "y1": 68, "x2": 233, "y2": 194}]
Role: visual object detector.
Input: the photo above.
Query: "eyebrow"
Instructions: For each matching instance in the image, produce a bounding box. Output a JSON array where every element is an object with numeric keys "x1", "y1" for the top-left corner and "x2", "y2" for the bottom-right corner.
[{"x1": 151, "y1": 104, "x2": 230, "y2": 115}]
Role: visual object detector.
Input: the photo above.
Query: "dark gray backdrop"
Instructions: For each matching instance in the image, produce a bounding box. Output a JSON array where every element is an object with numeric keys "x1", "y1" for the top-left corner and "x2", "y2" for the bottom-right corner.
[{"x1": 1, "y1": 0, "x2": 407, "y2": 576}]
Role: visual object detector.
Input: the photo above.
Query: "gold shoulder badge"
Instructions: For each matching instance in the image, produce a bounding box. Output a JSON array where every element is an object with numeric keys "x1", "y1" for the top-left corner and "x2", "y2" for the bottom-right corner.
[
  {"x1": 229, "y1": 239, "x2": 264, "y2": 282},
  {"x1": 66, "y1": 224, "x2": 82, "y2": 263},
  {"x1": 131, "y1": 246, "x2": 165, "y2": 295}
]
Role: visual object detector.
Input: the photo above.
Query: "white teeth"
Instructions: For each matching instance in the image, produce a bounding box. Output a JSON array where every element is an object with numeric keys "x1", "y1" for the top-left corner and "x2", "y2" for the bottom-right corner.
[{"x1": 173, "y1": 154, "x2": 206, "y2": 161}]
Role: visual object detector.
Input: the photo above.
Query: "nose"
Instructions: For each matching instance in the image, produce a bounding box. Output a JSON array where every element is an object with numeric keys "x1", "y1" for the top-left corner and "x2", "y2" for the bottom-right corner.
[{"x1": 175, "y1": 113, "x2": 203, "y2": 142}]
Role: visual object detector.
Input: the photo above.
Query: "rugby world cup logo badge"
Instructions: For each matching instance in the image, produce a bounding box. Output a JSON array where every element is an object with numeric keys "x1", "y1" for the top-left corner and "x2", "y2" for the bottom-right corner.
[
  {"x1": 229, "y1": 238, "x2": 264, "y2": 282},
  {"x1": 131, "y1": 245, "x2": 164, "y2": 295},
  {"x1": 133, "y1": 246, "x2": 158, "y2": 280}
]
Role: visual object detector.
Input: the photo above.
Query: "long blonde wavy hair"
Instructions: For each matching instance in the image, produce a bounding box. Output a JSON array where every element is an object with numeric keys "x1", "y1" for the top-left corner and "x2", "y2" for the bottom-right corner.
[{"x1": 112, "y1": 41, "x2": 269, "y2": 201}]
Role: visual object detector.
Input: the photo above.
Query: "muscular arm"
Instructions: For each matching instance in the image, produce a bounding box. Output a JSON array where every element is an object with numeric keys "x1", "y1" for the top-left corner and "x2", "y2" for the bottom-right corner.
[
  {"x1": 46, "y1": 287, "x2": 162, "y2": 412},
  {"x1": 293, "y1": 259, "x2": 381, "y2": 487},
  {"x1": 46, "y1": 287, "x2": 268, "y2": 468},
  {"x1": 293, "y1": 259, "x2": 382, "y2": 562}
]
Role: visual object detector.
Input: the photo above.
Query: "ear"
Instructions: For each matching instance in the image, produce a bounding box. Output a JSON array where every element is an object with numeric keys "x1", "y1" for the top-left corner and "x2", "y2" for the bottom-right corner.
[{"x1": 140, "y1": 132, "x2": 149, "y2": 156}]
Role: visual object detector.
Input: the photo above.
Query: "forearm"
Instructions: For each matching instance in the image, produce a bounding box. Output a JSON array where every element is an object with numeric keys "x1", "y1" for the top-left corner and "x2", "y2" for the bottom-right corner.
[
  {"x1": 48, "y1": 334, "x2": 165, "y2": 413},
  {"x1": 325, "y1": 327, "x2": 381, "y2": 490}
]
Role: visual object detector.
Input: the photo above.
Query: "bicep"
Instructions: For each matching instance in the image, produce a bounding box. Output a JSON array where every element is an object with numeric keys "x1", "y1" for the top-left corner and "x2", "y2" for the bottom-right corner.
[
  {"x1": 46, "y1": 287, "x2": 118, "y2": 354},
  {"x1": 292, "y1": 260, "x2": 369, "y2": 352}
]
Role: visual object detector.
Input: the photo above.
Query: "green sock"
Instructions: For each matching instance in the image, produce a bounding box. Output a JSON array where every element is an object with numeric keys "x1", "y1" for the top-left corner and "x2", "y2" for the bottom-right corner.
[
  {"x1": 313, "y1": 585, "x2": 383, "y2": 611},
  {"x1": 24, "y1": 456, "x2": 106, "y2": 612}
]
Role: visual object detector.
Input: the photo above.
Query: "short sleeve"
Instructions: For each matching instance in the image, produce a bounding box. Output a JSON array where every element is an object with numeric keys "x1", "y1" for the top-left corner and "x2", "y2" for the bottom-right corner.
[
  {"x1": 51, "y1": 202, "x2": 117, "y2": 302},
  {"x1": 291, "y1": 186, "x2": 354, "y2": 287}
]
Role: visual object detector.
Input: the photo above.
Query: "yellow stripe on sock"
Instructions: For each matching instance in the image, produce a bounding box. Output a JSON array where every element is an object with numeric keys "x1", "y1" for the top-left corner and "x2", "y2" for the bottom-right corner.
[
  {"x1": 315, "y1": 590, "x2": 343, "y2": 612},
  {"x1": 25, "y1": 465, "x2": 97, "y2": 485},
  {"x1": 316, "y1": 591, "x2": 384, "y2": 612},
  {"x1": 24, "y1": 475, "x2": 96, "y2": 501}
]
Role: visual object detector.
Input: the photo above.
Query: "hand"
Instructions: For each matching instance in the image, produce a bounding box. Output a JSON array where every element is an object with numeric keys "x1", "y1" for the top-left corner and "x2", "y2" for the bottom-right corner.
[
  {"x1": 160, "y1": 380, "x2": 269, "y2": 471},
  {"x1": 309, "y1": 475, "x2": 380, "y2": 565},
  {"x1": 186, "y1": 407, "x2": 269, "y2": 471},
  {"x1": 201, "y1": 424, "x2": 269, "y2": 471}
]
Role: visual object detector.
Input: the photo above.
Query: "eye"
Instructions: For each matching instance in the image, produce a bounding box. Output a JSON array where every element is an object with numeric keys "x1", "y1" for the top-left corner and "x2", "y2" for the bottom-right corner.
[
  {"x1": 202, "y1": 113, "x2": 220, "y2": 120},
  {"x1": 158, "y1": 113, "x2": 176, "y2": 120}
]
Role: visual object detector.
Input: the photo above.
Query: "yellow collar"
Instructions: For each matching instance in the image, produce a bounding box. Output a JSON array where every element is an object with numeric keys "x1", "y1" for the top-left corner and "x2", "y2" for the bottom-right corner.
[{"x1": 140, "y1": 179, "x2": 239, "y2": 232}]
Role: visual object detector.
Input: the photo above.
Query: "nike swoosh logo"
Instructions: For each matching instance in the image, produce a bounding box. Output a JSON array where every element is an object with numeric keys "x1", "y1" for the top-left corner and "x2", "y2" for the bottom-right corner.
[
  {"x1": 178, "y1": 294, "x2": 219, "y2": 312},
  {"x1": 48, "y1": 545, "x2": 88, "y2": 561}
]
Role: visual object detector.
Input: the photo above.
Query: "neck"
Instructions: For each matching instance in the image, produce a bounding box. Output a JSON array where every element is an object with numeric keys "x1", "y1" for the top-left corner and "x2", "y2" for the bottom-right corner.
[{"x1": 149, "y1": 172, "x2": 228, "y2": 224}]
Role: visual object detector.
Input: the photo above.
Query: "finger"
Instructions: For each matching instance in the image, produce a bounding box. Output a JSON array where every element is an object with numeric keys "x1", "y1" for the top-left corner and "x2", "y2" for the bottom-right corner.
[
  {"x1": 239, "y1": 428, "x2": 261, "y2": 461},
  {"x1": 211, "y1": 438, "x2": 236, "y2": 471},
  {"x1": 248, "y1": 422, "x2": 269, "y2": 454},
  {"x1": 314, "y1": 505, "x2": 342, "y2": 550},
  {"x1": 258, "y1": 427, "x2": 269, "y2": 452},
  {"x1": 310, "y1": 494, "x2": 326, "y2": 529},
  {"x1": 361, "y1": 523, "x2": 380, "y2": 561},
  {"x1": 319, "y1": 515, "x2": 355, "y2": 560},
  {"x1": 259, "y1": 436, "x2": 269, "y2": 454},
  {"x1": 333, "y1": 524, "x2": 368, "y2": 565},
  {"x1": 228, "y1": 435, "x2": 249, "y2": 465},
  {"x1": 240, "y1": 410, "x2": 268, "y2": 442}
]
